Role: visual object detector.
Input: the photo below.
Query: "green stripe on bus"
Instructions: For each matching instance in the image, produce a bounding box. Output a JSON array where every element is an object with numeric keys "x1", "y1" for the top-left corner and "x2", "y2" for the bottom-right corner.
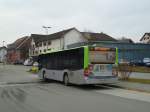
[
  {"x1": 84, "y1": 46, "x2": 89, "y2": 69},
  {"x1": 39, "y1": 46, "x2": 86, "y2": 55}
]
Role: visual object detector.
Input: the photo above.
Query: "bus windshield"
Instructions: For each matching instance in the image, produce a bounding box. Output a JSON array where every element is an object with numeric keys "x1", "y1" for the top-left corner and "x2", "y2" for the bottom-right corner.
[{"x1": 89, "y1": 47, "x2": 116, "y2": 64}]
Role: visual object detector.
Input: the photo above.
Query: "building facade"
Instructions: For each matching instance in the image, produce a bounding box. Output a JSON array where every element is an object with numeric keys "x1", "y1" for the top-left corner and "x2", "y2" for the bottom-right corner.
[
  {"x1": 7, "y1": 36, "x2": 31, "y2": 64},
  {"x1": 0, "y1": 47, "x2": 7, "y2": 63},
  {"x1": 140, "y1": 33, "x2": 150, "y2": 44},
  {"x1": 29, "y1": 27, "x2": 117, "y2": 58}
]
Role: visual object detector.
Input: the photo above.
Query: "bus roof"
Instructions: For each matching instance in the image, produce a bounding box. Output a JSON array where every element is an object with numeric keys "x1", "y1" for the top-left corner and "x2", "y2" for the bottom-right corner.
[
  {"x1": 39, "y1": 46, "x2": 88, "y2": 56},
  {"x1": 39, "y1": 45, "x2": 117, "y2": 56}
]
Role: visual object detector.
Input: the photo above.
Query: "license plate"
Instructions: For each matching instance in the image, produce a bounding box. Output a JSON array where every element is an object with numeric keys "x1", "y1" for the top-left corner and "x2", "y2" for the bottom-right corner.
[
  {"x1": 93, "y1": 64, "x2": 112, "y2": 72},
  {"x1": 93, "y1": 64, "x2": 113, "y2": 76}
]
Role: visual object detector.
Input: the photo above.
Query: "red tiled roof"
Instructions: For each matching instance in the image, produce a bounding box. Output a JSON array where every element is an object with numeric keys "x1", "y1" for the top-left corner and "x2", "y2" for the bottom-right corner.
[
  {"x1": 31, "y1": 28, "x2": 117, "y2": 45},
  {"x1": 7, "y1": 36, "x2": 30, "y2": 49},
  {"x1": 31, "y1": 28, "x2": 75, "y2": 44},
  {"x1": 81, "y1": 32, "x2": 117, "y2": 42}
]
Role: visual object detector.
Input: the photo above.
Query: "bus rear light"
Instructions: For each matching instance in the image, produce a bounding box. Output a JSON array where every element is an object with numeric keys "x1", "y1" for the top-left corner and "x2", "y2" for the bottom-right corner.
[
  {"x1": 84, "y1": 65, "x2": 93, "y2": 77},
  {"x1": 112, "y1": 69, "x2": 118, "y2": 76},
  {"x1": 89, "y1": 64, "x2": 94, "y2": 71},
  {"x1": 84, "y1": 69, "x2": 90, "y2": 76}
]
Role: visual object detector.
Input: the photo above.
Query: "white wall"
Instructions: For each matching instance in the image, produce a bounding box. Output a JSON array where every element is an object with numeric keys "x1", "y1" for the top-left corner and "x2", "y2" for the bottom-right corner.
[
  {"x1": 29, "y1": 38, "x2": 38, "y2": 56},
  {"x1": 38, "y1": 39, "x2": 61, "y2": 54},
  {"x1": 63, "y1": 29, "x2": 87, "y2": 49},
  {"x1": 30, "y1": 29, "x2": 88, "y2": 56},
  {"x1": 47, "y1": 39, "x2": 61, "y2": 51},
  {"x1": 38, "y1": 29, "x2": 87, "y2": 52},
  {"x1": 0, "y1": 49, "x2": 7, "y2": 62},
  {"x1": 141, "y1": 34, "x2": 150, "y2": 43}
]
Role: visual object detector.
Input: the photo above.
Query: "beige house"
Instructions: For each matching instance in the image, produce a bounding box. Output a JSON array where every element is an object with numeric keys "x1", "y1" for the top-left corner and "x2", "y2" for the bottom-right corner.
[
  {"x1": 29, "y1": 27, "x2": 117, "y2": 57},
  {"x1": 140, "y1": 33, "x2": 150, "y2": 44}
]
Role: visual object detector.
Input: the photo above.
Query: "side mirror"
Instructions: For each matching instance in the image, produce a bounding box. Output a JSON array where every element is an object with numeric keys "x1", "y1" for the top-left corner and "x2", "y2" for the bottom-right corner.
[{"x1": 38, "y1": 64, "x2": 42, "y2": 70}]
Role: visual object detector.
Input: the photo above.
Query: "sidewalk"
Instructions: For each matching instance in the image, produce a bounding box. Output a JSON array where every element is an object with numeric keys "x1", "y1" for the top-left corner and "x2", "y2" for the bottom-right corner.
[{"x1": 112, "y1": 81, "x2": 150, "y2": 93}]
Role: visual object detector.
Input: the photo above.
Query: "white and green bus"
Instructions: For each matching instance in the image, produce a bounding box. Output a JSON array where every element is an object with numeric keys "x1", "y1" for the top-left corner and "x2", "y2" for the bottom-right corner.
[{"x1": 38, "y1": 46, "x2": 118, "y2": 85}]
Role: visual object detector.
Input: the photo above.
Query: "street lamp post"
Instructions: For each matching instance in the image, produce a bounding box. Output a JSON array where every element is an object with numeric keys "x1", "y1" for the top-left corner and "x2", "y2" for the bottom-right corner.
[
  {"x1": 42, "y1": 26, "x2": 51, "y2": 35},
  {"x1": 2, "y1": 41, "x2": 5, "y2": 47}
]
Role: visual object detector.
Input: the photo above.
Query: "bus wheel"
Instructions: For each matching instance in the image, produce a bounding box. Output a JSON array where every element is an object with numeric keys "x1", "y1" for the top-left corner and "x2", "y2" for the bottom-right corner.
[
  {"x1": 63, "y1": 74, "x2": 69, "y2": 86},
  {"x1": 42, "y1": 71, "x2": 47, "y2": 81}
]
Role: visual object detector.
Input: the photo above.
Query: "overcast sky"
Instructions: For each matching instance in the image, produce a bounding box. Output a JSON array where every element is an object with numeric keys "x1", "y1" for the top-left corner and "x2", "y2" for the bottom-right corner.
[{"x1": 0, "y1": 0, "x2": 150, "y2": 46}]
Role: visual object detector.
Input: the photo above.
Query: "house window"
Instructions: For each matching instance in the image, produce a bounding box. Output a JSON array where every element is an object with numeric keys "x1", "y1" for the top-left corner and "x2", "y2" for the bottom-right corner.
[
  {"x1": 38, "y1": 42, "x2": 42, "y2": 47},
  {"x1": 48, "y1": 41, "x2": 51, "y2": 45},
  {"x1": 40, "y1": 50, "x2": 42, "y2": 53},
  {"x1": 43, "y1": 42, "x2": 47, "y2": 46},
  {"x1": 32, "y1": 45, "x2": 35, "y2": 48},
  {"x1": 35, "y1": 51, "x2": 38, "y2": 54},
  {"x1": 44, "y1": 49, "x2": 46, "y2": 52}
]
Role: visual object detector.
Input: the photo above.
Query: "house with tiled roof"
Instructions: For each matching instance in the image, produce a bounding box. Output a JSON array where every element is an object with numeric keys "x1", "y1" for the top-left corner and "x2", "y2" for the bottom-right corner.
[
  {"x1": 118, "y1": 37, "x2": 134, "y2": 43},
  {"x1": 81, "y1": 32, "x2": 117, "y2": 42},
  {"x1": 29, "y1": 27, "x2": 117, "y2": 57},
  {"x1": 7, "y1": 36, "x2": 31, "y2": 64},
  {"x1": 140, "y1": 33, "x2": 150, "y2": 44}
]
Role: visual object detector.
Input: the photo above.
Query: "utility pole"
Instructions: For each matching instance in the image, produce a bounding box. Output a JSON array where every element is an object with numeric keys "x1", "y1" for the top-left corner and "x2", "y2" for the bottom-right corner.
[
  {"x1": 2, "y1": 41, "x2": 5, "y2": 47},
  {"x1": 2, "y1": 41, "x2": 6, "y2": 65},
  {"x1": 42, "y1": 26, "x2": 51, "y2": 35}
]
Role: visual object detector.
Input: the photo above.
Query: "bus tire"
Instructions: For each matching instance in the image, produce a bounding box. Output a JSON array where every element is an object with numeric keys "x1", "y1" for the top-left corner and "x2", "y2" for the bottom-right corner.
[
  {"x1": 42, "y1": 71, "x2": 48, "y2": 81},
  {"x1": 63, "y1": 73, "x2": 69, "y2": 86}
]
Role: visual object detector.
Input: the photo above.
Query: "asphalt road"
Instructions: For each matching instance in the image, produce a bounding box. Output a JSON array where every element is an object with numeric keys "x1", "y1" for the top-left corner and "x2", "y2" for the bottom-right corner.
[{"x1": 0, "y1": 64, "x2": 150, "y2": 112}]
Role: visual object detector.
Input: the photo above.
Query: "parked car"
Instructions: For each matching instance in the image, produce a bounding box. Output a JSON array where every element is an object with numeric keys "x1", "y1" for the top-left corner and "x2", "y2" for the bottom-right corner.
[
  {"x1": 129, "y1": 60, "x2": 145, "y2": 66},
  {"x1": 13, "y1": 60, "x2": 24, "y2": 65},
  {"x1": 143, "y1": 58, "x2": 150, "y2": 67},
  {"x1": 119, "y1": 59, "x2": 130, "y2": 65},
  {"x1": 24, "y1": 58, "x2": 33, "y2": 66},
  {"x1": 33, "y1": 62, "x2": 39, "y2": 67}
]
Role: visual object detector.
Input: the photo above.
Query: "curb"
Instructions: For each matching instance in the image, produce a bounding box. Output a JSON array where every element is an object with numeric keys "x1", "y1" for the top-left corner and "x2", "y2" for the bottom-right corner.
[
  {"x1": 104, "y1": 84, "x2": 150, "y2": 94},
  {"x1": 120, "y1": 86, "x2": 150, "y2": 94},
  {"x1": 127, "y1": 78, "x2": 150, "y2": 84}
]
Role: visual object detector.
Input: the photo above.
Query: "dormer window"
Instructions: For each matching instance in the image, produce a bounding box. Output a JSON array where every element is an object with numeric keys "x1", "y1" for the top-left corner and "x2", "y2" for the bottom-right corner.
[
  {"x1": 43, "y1": 42, "x2": 47, "y2": 46},
  {"x1": 38, "y1": 42, "x2": 42, "y2": 47},
  {"x1": 48, "y1": 41, "x2": 51, "y2": 45}
]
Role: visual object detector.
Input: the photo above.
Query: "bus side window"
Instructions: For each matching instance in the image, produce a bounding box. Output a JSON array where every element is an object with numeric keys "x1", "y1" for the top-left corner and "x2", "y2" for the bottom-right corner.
[
  {"x1": 47, "y1": 54, "x2": 51, "y2": 69},
  {"x1": 38, "y1": 63, "x2": 42, "y2": 70},
  {"x1": 58, "y1": 52, "x2": 63, "y2": 70}
]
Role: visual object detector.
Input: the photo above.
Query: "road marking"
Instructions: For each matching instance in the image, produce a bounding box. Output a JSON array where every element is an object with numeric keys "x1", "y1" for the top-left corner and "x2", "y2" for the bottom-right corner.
[
  {"x1": 0, "y1": 81, "x2": 42, "y2": 87},
  {"x1": 95, "y1": 87, "x2": 150, "y2": 103},
  {"x1": 0, "y1": 83, "x2": 38, "y2": 87}
]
